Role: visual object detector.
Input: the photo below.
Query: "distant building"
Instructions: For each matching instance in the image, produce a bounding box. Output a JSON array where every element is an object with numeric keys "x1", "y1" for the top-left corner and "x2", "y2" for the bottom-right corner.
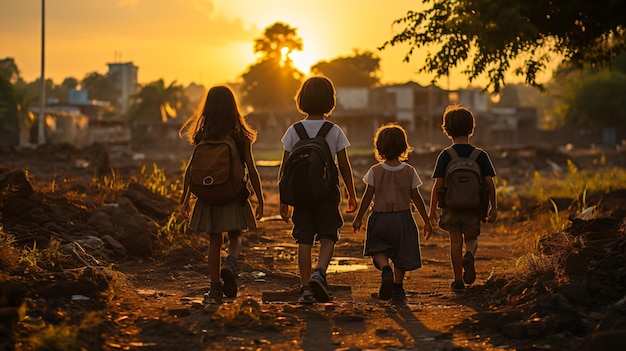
[
  {"x1": 333, "y1": 82, "x2": 451, "y2": 147},
  {"x1": 107, "y1": 62, "x2": 139, "y2": 115}
]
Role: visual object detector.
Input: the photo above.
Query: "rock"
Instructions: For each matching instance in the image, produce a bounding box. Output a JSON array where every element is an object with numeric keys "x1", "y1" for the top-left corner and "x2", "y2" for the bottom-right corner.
[
  {"x1": 100, "y1": 235, "x2": 126, "y2": 252},
  {"x1": 121, "y1": 182, "x2": 177, "y2": 221},
  {"x1": 0, "y1": 168, "x2": 34, "y2": 198},
  {"x1": 73, "y1": 236, "x2": 105, "y2": 251}
]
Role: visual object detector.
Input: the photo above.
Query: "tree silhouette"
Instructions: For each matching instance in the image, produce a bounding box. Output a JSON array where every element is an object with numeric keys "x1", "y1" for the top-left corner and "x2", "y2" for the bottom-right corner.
[
  {"x1": 241, "y1": 22, "x2": 304, "y2": 111},
  {"x1": 127, "y1": 79, "x2": 189, "y2": 122},
  {"x1": 81, "y1": 72, "x2": 120, "y2": 108},
  {"x1": 311, "y1": 49, "x2": 381, "y2": 87},
  {"x1": 381, "y1": 0, "x2": 626, "y2": 93},
  {"x1": 549, "y1": 56, "x2": 626, "y2": 128}
]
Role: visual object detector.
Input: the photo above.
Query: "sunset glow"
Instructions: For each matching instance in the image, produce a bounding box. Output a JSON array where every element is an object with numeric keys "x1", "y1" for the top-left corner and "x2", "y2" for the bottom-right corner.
[{"x1": 0, "y1": 1, "x2": 440, "y2": 88}]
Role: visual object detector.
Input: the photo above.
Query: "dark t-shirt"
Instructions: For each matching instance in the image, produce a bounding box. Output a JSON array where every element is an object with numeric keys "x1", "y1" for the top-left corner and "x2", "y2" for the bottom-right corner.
[{"x1": 432, "y1": 144, "x2": 496, "y2": 179}]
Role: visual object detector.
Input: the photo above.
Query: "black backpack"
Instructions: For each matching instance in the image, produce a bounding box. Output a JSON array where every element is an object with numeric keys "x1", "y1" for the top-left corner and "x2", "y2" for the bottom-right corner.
[{"x1": 279, "y1": 121, "x2": 339, "y2": 206}]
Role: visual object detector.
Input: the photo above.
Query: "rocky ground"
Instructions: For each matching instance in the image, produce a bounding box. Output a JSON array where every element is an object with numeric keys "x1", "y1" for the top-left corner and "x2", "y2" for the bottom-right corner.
[{"x1": 0, "y1": 143, "x2": 625, "y2": 351}]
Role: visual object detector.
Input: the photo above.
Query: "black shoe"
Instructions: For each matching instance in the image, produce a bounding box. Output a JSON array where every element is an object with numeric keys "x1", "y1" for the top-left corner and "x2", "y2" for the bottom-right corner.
[
  {"x1": 450, "y1": 280, "x2": 465, "y2": 292},
  {"x1": 392, "y1": 285, "x2": 406, "y2": 302},
  {"x1": 221, "y1": 256, "x2": 238, "y2": 298},
  {"x1": 462, "y1": 252, "x2": 476, "y2": 285},
  {"x1": 203, "y1": 281, "x2": 223, "y2": 304},
  {"x1": 309, "y1": 268, "x2": 331, "y2": 302},
  {"x1": 298, "y1": 285, "x2": 314, "y2": 305},
  {"x1": 379, "y1": 267, "x2": 394, "y2": 301}
]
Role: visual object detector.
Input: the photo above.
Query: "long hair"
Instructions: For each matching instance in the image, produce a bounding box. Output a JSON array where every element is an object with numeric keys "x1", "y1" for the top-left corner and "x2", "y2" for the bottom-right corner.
[{"x1": 179, "y1": 85, "x2": 257, "y2": 145}]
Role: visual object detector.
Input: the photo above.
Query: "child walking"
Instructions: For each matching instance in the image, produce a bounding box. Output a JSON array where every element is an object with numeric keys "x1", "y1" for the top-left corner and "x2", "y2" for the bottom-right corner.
[
  {"x1": 279, "y1": 76, "x2": 357, "y2": 304},
  {"x1": 180, "y1": 85, "x2": 264, "y2": 302},
  {"x1": 352, "y1": 123, "x2": 432, "y2": 301},
  {"x1": 429, "y1": 104, "x2": 497, "y2": 292}
]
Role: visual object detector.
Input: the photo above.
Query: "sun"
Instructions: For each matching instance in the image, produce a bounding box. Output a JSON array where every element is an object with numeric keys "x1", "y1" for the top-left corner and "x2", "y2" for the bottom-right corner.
[
  {"x1": 289, "y1": 50, "x2": 317, "y2": 75},
  {"x1": 280, "y1": 47, "x2": 317, "y2": 75}
]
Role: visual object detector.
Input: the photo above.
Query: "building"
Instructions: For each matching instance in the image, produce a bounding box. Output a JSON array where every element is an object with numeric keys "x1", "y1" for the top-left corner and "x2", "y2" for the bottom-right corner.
[{"x1": 107, "y1": 62, "x2": 139, "y2": 115}]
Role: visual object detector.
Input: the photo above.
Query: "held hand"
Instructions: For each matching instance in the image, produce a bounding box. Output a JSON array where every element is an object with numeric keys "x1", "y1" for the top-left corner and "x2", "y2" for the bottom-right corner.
[
  {"x1": 181, "y1": 205, "x2": 191, "y2": 219},
  {"x1": 345, "y1": 196, "x2": 357, "y2": 214},
  {"x1": 352, "y1": 218, "x2": 362, "y2": 233},
  {"x1": 255, "y1": 203, "x2": 264, "y2": 220},
  {"x1": 423, "y1": 222, "x2": 432, "y2": 240},
  {"x1": 486, "y1": 208, "x2": 498, "y2": 223},
  {"x1": 428, "y1": 211, "x2": 439, "y2": 228},
  {"x1": 280, "y1": 203, "x2": 291, "y2": 223}
]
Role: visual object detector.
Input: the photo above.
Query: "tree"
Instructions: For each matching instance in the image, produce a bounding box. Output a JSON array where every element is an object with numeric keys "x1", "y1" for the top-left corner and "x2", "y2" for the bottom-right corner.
[
  {"x1": 549, "y1": 59, "x2": 626, "y2": 128},
  {"x1": 0, "y1": 58, "x2": 29, "y2": 142},
  {"x1": 311, "y1": 50, "x2": 381, "y2": 87},
  {"x1": 81, "y1": 72, "x2": 120, "y2": 105},
  {"x1": 241, "y1": 22, "x2": 304, "y2": 111},
  {"x1": 0, "y1": 70, "x2": 20, "y2": 130},
  {"x1": 0, "y1": 58, "x2": 21, "y2": 84},
  {"x1": 381, "y1": 0, "x2": 626, "y2": 93},
  {"x1": 127, "y1": 79, "x2": 189, "y2": 122}
]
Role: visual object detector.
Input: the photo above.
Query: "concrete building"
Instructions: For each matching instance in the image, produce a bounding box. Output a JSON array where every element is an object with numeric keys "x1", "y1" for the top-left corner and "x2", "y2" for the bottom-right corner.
[{"x1": 107, "y1": 62, "x2": 139, "y2": 115}]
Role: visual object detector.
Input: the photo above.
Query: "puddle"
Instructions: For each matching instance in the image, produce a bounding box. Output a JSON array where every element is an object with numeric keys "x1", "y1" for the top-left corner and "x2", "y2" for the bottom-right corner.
[
  {"x1": 255, "y1": 160, "x2": 281, "y2": 167},
  {"x1": 259, "y1": 214, "x2": 284, "y2": 222},
  {"x1": 326, "y1": 257, "x2": 369, "y2": 274}
]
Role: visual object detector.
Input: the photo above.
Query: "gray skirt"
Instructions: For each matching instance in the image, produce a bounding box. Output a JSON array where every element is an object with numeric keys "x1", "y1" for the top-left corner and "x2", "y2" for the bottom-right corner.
[
  {"x1": 364, "y1": 210, "x2": 422, "y2": 271},
  {"x1": 189, "y1": 196, "x2": 257, "y2": 235}
]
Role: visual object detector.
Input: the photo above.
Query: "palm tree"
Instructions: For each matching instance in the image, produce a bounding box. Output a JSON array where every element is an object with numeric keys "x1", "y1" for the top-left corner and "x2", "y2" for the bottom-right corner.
[{"x1": 127, "y1": 79, "x2": 188, "y2": 122}]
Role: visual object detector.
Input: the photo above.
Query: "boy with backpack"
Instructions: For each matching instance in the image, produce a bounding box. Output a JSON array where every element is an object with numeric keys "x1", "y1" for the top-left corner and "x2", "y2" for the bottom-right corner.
[
  {"x1": 279, "y1": 76, "x2": 357, "y2": 304},
  {"x1": 429, "y1": 104, "x2": 497, "y2": 292}
]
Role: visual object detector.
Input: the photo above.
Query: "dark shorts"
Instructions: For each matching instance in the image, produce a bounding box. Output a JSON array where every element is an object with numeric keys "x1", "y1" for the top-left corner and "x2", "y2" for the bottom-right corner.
[
  {"x1": 291, "y1": 196, "x2": 342, "y2": 245},
  {"x1": 439, "y1": 208, "x2": 481, "y2": 237}
]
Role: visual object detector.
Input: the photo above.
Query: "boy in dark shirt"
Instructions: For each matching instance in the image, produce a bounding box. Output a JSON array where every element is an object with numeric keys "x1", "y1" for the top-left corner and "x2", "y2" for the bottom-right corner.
[{"x1": 429, "y1": 104, "x2": 498, "y2": 292}]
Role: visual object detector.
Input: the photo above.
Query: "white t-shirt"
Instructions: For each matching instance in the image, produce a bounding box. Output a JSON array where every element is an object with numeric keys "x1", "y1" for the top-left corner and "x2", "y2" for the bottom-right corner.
[
  {"x1": 281, "y1": 119, "x2": 350, "y2": 158},
  {"x1": 364, "y1": 162, "x2": 422, "y2": 188}
]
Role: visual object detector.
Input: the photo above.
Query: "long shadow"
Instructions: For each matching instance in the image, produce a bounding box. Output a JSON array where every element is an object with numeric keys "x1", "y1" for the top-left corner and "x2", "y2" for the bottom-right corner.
[
  {"x1": 300, "y1": 307, "x2": 335, "y2": 351},
  {"x1": 385, "y1": 301, "x2": 459, "y2": 350}
]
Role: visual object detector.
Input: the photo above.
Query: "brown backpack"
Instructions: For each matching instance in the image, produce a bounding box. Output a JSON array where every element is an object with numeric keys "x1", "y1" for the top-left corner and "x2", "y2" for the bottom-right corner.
[
  {"x1": 184, "y1": 136, "x2": 247, "y2": 205},
  {"x1": 438, "y1": 148, "x2": 488, "y2": 217}
]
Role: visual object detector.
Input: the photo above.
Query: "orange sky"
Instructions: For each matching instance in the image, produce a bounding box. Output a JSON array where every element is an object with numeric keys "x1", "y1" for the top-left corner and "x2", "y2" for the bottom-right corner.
[{"x1": 0, "y1": 0, "x2": 539, "y2": 90}]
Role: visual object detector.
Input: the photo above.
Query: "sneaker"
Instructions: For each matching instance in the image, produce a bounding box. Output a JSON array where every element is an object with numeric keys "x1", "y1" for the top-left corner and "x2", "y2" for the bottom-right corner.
[
  {"x1": 379, "y1": 267, "x2": 394, "y2": 301},
  {"x1": 299, "y1": 285, "x2": 314, "y2": 305},
  {"x1": 462, "y1": 252, "x2": 476, "y2": 285},
  {"x1": 450, "y1": 280, "x2": 465, "y2": 292},
  {"x1": 203, "y1": 281, "x2": 223, "y2": 303},
  {"x1": 309, "y1": 268, "x2": 331, "y2": 302},
  {"x1": 221, "y1": 256, "x2": 238, "y2": 298},
  {"x1": 392, "y1": 285, "x2": 406, "y2": 302}
]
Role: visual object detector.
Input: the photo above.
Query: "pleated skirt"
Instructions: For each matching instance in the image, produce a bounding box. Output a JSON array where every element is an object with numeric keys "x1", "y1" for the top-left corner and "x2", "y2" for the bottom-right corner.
[{"x1": 189, "y1": 197, "x2": 257, "y2": 235}]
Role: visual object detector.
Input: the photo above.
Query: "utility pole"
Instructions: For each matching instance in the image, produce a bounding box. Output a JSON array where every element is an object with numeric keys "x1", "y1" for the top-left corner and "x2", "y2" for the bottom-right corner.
[{"x1": 38, "y1": 0, "x2": 46, "y2": 145}]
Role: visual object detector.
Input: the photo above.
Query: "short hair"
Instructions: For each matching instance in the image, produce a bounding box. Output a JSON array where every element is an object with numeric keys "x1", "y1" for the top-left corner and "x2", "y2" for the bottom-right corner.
[
  {"x1": 295, "y1": 76, "x2": 336, "y2": 116},
  {"x1": 374, "y1": 123, "x2": 413, "y2": 161},
  {"x1": 441, "y1": 104, "x2": 475, "y2": 138}
]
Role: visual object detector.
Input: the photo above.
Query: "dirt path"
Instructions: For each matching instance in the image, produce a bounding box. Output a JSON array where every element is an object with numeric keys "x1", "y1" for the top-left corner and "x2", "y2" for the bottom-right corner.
[
  {"x1": 5, "y1": 149, "x2": 613, "y2": 350},
  {"x1": 103, "y1": 212, "x2": 549, "y2": 351}
]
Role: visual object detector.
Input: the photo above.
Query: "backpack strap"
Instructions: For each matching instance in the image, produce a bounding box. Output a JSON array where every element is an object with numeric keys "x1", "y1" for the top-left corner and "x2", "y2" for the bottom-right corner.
[
  {"x1": 469, "y1": 148, "x2": 482, "y2": 161},
  {"x1": 316, "y1": 121, "x2": 334, "y2": 138},
  {"x1": 293, "y1": 122, "x2": 310, "y2": 140},
  {"x1": 445, "y1": 147, "x2": 459, "y2": 159},
  {"x1": 446, "y1": 147, "x2": 482, "y2": 161}
]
